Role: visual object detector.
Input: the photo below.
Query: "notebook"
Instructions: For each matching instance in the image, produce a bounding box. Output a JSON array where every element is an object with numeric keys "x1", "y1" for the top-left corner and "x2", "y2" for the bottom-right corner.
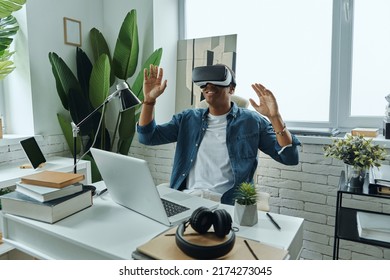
[
  {"x1": 90, "y1": 148, "x2": 219, "y2": 226},
  {"x1": 134, "y1": 226, "x2": 289, "y2": 260}
]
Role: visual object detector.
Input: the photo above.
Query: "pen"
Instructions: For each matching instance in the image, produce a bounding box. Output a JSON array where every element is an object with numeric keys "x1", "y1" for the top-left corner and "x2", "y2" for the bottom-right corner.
[
  {"x1": 266, "y1": 212, "x2": 281, "y2": 230},
  {"x1": 244, "y1": 240, "x2": 259, "y2": 260}
]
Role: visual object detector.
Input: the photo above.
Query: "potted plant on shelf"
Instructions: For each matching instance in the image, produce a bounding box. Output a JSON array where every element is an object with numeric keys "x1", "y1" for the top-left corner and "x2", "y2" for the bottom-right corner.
[
  {"x1": 233, "y1": 182, "x2": 258, "y2": 226},
  {"x1": 323, "y1": 134, "x2": 387, "y2": 191}
]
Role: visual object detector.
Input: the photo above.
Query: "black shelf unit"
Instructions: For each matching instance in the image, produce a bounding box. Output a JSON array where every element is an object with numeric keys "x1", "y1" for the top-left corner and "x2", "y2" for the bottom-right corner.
[{"x1": 333, "y1": 171, "x2": 390, "y2": 260}]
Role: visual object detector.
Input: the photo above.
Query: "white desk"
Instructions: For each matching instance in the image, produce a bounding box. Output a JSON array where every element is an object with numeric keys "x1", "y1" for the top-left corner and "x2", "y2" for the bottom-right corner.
[
  {"x1": 0, "y1": 157, "x2": 92, "y2": 256},
  {"x1": 1, "y1": 181, "x2": 304, "y2": 260}
]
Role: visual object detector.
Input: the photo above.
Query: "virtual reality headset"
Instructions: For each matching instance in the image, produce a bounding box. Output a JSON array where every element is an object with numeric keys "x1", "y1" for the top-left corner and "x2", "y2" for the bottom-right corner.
[{"x1": 192, "y1": 65, "x2": 235, "y2": 88}]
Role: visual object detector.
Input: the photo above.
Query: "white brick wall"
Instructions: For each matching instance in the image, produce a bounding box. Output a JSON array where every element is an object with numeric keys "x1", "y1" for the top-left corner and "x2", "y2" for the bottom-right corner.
[
  {"x1": 2, "y1": 134, "x2": 390, "y2": 260},
  {"x1": 0, "y1": 134, "x2": 70, "y2": 166}
]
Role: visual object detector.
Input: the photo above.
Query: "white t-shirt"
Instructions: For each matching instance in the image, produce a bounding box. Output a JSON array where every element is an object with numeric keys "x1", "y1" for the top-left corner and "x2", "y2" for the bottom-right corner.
[{"x1": 186, "y1": 112, "x2": 234, "y2": 198}]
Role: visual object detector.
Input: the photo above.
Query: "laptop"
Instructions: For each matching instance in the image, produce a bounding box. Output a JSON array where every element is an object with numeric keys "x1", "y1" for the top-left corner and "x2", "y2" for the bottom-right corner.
[{"x1": 90, "y1": 148, "x2": 219, "y2": 226}]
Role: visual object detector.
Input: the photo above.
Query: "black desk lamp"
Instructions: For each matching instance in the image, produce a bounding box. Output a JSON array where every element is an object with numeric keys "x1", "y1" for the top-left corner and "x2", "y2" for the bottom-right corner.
[{"x1": 71, "y1": 81, "x2": 141, "y2": 174}]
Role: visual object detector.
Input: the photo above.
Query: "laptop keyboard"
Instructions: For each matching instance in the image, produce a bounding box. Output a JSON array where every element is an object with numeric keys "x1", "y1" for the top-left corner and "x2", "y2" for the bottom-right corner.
[{"x1": 161, "y1": 198, "x2": 189, "y2": 217}]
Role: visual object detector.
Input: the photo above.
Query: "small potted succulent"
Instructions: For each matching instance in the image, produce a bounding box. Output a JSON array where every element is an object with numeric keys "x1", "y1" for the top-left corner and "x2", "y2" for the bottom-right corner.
[
  {"x1": 233, "y1": 182, "x2": 258, "y2": 226},
  {"x1": 323, "y1": 134, "x2": 387, "y2": 190}
]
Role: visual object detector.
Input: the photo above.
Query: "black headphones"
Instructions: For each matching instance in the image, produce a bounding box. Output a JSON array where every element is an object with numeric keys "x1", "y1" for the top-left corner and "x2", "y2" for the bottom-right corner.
[{"x1": 175, "y1": 207, "x2": 236, "y2": 259}]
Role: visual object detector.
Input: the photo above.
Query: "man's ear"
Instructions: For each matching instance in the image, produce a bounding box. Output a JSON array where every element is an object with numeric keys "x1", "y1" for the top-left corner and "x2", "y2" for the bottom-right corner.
[{"x1": 229, "y1": 85, "x2": 236, "y2": 94}]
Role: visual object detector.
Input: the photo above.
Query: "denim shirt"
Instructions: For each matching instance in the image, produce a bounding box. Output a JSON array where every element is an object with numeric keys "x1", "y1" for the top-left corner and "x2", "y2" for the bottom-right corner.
[{"x1": 137, "y1": 103, "x2": 301, "y2": 205}]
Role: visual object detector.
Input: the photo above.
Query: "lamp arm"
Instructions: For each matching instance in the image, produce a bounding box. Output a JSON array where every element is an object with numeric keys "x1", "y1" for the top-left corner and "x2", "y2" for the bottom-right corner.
[
  {"x1": 71, "y1": 88, "x2": 121, "y2": 173},
  {"x1": 74, "y1": 97, "x2": 109, "y2": 130}
]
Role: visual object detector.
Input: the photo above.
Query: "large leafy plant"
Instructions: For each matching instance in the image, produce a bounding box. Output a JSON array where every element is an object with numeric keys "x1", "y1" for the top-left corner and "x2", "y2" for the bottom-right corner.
[
  {"x1": 49, "y1": 10, "x2": 162, "y2": 181},
  {"x1": 0, "y1": 0, "x2": 26, "y2": 80}
]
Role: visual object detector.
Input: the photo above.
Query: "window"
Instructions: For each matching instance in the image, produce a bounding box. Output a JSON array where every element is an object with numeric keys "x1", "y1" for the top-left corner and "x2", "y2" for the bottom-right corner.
[
  {"x1": 183, "y1": 0, "x2": 385, "y2": 130},
  {"x1": 350, "y1": 0, "x2": 390, "y2": 118}
]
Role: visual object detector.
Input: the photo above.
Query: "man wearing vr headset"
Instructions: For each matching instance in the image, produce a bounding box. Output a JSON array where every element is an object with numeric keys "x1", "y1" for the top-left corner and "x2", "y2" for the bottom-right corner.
[{"x1": 137, "y1": 64, "x2": 300, "y2": 205}]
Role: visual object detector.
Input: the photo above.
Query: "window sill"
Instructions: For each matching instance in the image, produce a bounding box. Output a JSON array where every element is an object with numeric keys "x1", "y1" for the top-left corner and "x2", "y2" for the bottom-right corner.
[
  {"x1": 296, "y1": 133, "x2": 390, "y2": 146},
  {"x1": 295, "y1": 135, "x2": 334, "y2": 145}
]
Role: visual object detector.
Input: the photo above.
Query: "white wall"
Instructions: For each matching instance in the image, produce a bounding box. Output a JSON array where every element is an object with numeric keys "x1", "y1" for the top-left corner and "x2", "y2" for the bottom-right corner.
[
  {"x1": 26, "y1": 0, "x2": 105, "y2": 135},
  {"x1": 5, "y1": 0, "x2": 178, "y2": 136},
  {"x1": 153, "y1": 0, "x2": 179, "y2": 123},
  {"x1": 4, "y1": 6, "x2": 33, "y2": 136}
]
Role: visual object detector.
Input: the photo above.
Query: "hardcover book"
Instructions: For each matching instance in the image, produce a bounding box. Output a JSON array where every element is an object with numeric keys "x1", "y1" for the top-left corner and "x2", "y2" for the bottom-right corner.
[
  {"x1": 15, "y1": 182, "x2": 83, "y2": 202},
  {"x1": 0, "y1": 187, "x2": 92, "y2": 224},
  {"x1": 371, "y1": 164, "x2": 390, "y2": 187},
  {"x1": 20, "y1": 170, "x2": 84, "y2": 188},
  {"x1": 351, "y1": 128, "x2": 379, "y2": 137}
]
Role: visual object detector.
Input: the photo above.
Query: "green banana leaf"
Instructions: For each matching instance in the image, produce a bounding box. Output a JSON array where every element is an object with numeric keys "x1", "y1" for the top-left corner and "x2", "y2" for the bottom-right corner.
[
  {"x1": 57, "y1": 113, "x2": 101, "y2": 183},
  {"x1": 88, "y1": 53, "x2": 111, "y2": 150},
  {"x1": 76, "y1": 47, "x2": 92, "y2": 101},
  {"x1": 116, "y1": 106, "x2": 137, "y2": 154},
  {"x1": 68, "y1": 88, "x2": 97, "y2": 136},
  {"x1": 0, "y1": 0, "x2": 26, "y2": 18},
  {"x1": 82, "y1": 153, "x2": 102, "y2": 183},
  {"x1": 89, "y1": 27, "x2": 115, "y2": 85},
  {"x1": 116, "y1": 48, "x2": 163, "y2": 154},
  {"x1": 89, "y1": 53, "x2": 110, "y2": 108},
  {"x1": 57, "y1": 113, "x2": 81, "y2": 157},
  {"x1": 112, "y1": 10, "x2": 139, "y2": 80},
  {"x1": 49, "y1": 52, "x2": 83, "y2": 111}
]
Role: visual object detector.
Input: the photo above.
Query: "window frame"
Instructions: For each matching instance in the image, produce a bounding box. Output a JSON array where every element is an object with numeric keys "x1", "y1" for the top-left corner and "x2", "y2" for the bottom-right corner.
[{"x1": 337, "y1": 0, "x2": 383, "y2": 129}]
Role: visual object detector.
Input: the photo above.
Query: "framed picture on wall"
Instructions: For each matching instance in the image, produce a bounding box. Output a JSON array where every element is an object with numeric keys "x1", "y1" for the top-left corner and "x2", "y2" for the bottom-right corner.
[{"x1": 63, "y1": 17, "x2": 82, "y2": 47}]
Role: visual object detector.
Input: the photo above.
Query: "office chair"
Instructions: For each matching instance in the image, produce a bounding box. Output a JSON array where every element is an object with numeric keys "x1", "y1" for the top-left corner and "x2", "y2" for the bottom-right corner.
[{"x1": 198, "y1": 95, "x2": 249, "y2": 109}]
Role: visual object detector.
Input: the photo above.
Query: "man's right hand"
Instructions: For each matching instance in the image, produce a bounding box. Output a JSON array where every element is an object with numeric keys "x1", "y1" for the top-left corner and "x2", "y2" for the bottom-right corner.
[{"x1": 143, "y1": 64, "x2": 167, "y2": 103}]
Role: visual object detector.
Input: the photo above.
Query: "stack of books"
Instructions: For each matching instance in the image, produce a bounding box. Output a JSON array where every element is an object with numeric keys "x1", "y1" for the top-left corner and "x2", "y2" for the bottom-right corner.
[
  {"x1": 0, "y1": 171, "x2": 93, "y2": 224},
  {"x1": 370, "y1": 165, "x2": 390, "y2": 195}
]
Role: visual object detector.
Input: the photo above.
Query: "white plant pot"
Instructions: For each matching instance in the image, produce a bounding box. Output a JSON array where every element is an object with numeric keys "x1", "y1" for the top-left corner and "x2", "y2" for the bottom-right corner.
[{"x1": 234, "y1": 202, "x2": 258, "y2": 226}]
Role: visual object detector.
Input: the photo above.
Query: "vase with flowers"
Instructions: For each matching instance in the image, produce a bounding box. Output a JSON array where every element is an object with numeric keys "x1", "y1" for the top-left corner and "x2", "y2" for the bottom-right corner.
[{"x1": 323, "y1": 134, "x2": 387, "y2": 191}]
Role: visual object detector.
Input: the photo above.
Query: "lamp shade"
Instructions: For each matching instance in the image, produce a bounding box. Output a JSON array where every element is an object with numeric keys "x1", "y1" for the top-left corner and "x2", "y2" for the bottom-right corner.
[{"x1": 116, "y1": 82, "x2": 141, "y2": 112}]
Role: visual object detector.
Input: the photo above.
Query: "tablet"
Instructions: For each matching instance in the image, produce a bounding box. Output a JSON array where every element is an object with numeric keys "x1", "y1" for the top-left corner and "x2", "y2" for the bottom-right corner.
[{"x1": 20, "y1": 137, "x2": 46, "y2": 169}]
